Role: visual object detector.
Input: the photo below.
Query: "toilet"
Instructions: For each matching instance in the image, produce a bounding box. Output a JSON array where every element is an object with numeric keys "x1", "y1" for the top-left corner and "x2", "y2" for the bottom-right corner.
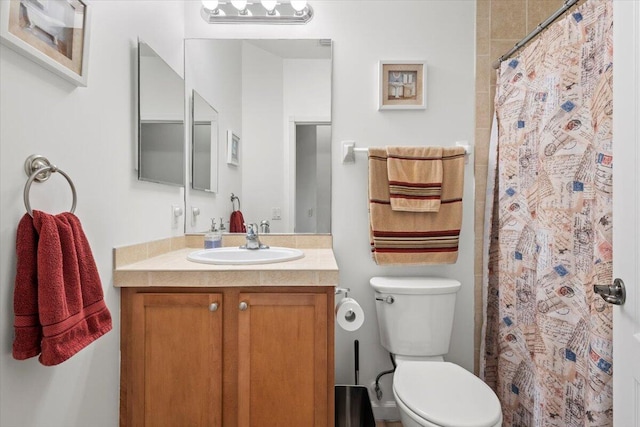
[{"x1": 370, "y1": 277, "x2": 502, "y2": 427}]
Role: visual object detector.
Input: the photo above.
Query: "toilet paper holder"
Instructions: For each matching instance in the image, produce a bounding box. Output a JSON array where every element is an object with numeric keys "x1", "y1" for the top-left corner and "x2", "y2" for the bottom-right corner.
[
  {"x1": 335, "y1": 287, "x2": 354, "y2": 319},
  {"x1": 335, "y1": 287, "x2": 364, "y2": 330},
  {"x1": 335, "y1": 287, "x2": 351, "y2": 297}
]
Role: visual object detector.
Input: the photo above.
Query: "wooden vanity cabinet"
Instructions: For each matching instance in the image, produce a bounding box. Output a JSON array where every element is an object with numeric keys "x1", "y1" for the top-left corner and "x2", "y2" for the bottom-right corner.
[{"x1": 120, "y1": 287, "x2": 334, "y2": 427}]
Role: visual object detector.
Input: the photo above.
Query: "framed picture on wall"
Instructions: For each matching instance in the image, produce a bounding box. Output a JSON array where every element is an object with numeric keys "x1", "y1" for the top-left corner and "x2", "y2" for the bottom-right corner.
[
  {"x1": 226, "y1": 130, "x2": 240, "y2": 166},
  {"x1": 0, "y1": 0, "x2": 91, "y2": 86},
  {"x1": 378, "y1": 60, "x2": 427, "y2": 110}
]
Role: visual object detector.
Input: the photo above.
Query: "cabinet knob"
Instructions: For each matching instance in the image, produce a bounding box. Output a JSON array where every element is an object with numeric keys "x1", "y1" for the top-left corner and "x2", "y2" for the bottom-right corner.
[
  {"x1": 209, "y1": 302, "x2": 219, "y2": 312},
  {"x1": 239, "y1": 301, "x2": 248, "y2": 311}
]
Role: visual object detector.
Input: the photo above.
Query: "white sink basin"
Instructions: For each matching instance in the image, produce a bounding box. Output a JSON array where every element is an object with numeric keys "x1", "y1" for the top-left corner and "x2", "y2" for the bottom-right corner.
[{"x1": 187, "y1": 247, "x2": 305, "y2": 265}]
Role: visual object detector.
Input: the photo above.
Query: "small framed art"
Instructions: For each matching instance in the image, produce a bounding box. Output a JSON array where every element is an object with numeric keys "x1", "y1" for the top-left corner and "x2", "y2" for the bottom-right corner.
[
  {"x1": 226, "y1": 130, "x2": 239, "y2": 166},
  {"x1": 378, "y1": 60, "x2": 426, "y2": 110}
]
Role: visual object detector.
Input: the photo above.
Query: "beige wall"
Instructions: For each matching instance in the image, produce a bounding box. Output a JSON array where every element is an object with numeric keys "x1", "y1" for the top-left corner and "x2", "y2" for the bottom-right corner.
[{"x1": 474, "y1": 0, "x2": 568, "y2": 374}]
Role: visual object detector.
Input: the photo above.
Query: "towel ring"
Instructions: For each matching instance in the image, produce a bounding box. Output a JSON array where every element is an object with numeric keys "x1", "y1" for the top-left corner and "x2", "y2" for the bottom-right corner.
[
  {"x1": 23, "y1": 155, "x2": 77, "y2": 217},
  {"x1": 230, "y1": 193, "x2": 241, "y2": 212}
]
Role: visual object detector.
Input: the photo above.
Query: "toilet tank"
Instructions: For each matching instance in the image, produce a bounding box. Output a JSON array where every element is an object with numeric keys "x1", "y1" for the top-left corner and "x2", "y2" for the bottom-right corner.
[{"x1": 370, "y1": 277, "x2": 461, "y2": 357}]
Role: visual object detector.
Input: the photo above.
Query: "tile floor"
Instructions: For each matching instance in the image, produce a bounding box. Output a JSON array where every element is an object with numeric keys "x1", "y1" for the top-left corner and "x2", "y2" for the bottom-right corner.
[{"x1": 375, "y1": 421, "x2": 402, "y2": 427}]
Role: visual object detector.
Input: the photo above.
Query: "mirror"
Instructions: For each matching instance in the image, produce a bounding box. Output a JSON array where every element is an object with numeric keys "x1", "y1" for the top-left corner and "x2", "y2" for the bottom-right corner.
[
  {"x1": 138, "y1": 40, "x2": 184, "y2": 186},
  {"x1": 192, "y1": 90, "x2": 219, "y2": 192},
  {"x1": 185, "y1": 39, "x2": 332, "y2": 234}
]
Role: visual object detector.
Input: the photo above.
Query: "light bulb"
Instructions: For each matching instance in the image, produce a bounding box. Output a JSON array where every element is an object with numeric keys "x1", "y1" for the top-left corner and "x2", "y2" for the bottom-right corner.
[
  {"x1": 261, "y1": 0, "x2": 277, "y2": 13},
  {"x1": 290, "y1": 0, "x2": 307, "y2": 12},
  {"x1": 202, "y1": 0, "x2": 219, "y2": 10},
  {"x1": 231, "y1": 0, "x2": 248, "y2": 10}
]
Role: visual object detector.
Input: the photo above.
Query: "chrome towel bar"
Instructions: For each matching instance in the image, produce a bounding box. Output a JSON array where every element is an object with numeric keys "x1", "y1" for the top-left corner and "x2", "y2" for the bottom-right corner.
[{"x1": 23, "y1": 154, "x2": 77, "y2": 217}]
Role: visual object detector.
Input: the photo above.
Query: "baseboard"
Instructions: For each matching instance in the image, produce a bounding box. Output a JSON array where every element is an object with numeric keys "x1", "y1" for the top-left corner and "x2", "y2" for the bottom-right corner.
[{"x1": 371, "y1": 400, "x2": 400, "y2": 420}]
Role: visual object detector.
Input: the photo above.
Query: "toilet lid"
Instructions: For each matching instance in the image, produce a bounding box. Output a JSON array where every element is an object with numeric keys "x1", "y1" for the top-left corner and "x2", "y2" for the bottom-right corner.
[{"x1": 393, "y1": 362, "x2": 502, "y2": 427}]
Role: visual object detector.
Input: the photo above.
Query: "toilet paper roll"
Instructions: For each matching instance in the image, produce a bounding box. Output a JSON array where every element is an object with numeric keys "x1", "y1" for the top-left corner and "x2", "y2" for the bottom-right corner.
[{"x1": 335, "y1": 297, "x2": 364, "y2": 332}]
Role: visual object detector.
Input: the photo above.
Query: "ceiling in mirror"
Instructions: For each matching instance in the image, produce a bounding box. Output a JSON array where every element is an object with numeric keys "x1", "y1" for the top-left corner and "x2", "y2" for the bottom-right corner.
[
  {"x1": 185, "y1": 39, "x2": 332, "y2": 234},
  {"x1": 138, "y1": 40, "x2": 185, "y2": 187}
]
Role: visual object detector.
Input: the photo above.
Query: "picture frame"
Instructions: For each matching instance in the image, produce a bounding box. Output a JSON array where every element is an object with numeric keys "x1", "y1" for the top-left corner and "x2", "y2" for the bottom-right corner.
[
  {"x1": 226, "y1": 130, "x2": 240, "y2": 166},
  {"x1": 378, "y1": 60, "x2": 427, "y2": 110},
  {"x1": 0, "y1": 0, "x2": 91, "y2": 87}
]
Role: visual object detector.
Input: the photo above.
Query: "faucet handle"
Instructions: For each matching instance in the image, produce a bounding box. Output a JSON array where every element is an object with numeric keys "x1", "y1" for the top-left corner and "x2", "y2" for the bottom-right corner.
[{"x1": 245, "y1": 223, "x2": 258, "y2": 236}]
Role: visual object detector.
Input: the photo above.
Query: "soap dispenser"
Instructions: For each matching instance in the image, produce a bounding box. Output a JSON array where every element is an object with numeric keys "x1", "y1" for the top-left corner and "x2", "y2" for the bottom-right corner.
[{"x1": 204, "y1": 219, "x2": 222, "y2": 249}]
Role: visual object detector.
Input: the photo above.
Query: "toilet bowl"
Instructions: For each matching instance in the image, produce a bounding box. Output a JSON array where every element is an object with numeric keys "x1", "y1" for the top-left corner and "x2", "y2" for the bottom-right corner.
[
  {"x1": 370, "y1": 277, "x2": 502, "y2": 427},
  {"x1": 392, "y1": 361, "x2": 502, "y2": 427}
]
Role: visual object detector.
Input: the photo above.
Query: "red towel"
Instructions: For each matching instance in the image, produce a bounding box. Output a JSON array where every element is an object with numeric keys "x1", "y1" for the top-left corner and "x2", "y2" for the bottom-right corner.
[
  {"x1": 12, "y1": 215, "x2": 41, "y2": 360},
  {"x1": 12, "y1": 211, "x2": 112, "y2": 366},
  {"x1": 230, "y1": 210, "x2": 246, "y2": 233}
]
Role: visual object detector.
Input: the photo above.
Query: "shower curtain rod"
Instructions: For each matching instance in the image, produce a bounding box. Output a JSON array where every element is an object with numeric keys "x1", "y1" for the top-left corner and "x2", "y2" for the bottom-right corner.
[{"x1": 492, "y1": 0, "x2": 580, "y2": 69}]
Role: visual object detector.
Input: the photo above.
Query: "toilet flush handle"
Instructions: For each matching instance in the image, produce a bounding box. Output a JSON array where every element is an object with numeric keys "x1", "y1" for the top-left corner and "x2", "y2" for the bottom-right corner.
[{"x1": 375, "y1": 295, "x2": 395, "y2": 304}]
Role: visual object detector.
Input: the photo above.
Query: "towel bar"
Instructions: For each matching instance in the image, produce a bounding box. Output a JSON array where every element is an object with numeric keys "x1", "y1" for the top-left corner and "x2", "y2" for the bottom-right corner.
[
  {"x1": 23, "y1": 155, "x2": 77, "y2": 217},
  {"x1": 341, "y1": 141, "x2": 471, "y2": 163}
]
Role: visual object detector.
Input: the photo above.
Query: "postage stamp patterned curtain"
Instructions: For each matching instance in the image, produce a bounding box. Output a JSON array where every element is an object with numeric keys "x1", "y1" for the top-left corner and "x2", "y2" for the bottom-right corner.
[{"x1": 483, "y1": 0, "x2": 614, "y2": 425}]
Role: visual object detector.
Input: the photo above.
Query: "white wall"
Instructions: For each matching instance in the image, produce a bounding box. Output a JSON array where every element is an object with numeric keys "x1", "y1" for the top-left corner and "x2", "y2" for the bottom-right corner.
[
  {"x1": 242, "y1": 43, "x2": 286, "y2": 231},
  {"x1": 185, "y1": 0, "x2": 476, "y2": 418},
  {"x1": 316, "y1": 124, "x2": 332, "y2": 233},
  {"x1": 139, "y1": 55, "x2": 184, "y2": 120},
  {"x1": 296, "y1": 125, "x2": 318, "y2": 232},
  {"x1": 185, "y1": 39, "x2": 243, "y2": 233},
  {"x1": 0, "y1": 2, "x2": 185, "y2": 426},
  {"x1": 283, "y1": 58, "x2": 332, "y2": 230},
  {"x1": 283, "y1": 58, "x2": 331, "y2": 118}
]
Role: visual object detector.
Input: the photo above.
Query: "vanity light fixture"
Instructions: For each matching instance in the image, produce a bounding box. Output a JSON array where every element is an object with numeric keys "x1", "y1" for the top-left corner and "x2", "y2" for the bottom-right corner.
[
  {"x1": 290, "y1": 0, "x2": 307, "y2": 14},
  {"x1": 230, "y1": 0, "x2": 248, "y2": 14},
  {"x1": 200, "y1": 0, "x2": 313, "y2": 24},
  {"x1": 202, "y1": 0, "x2": 219, "y2": 10},
  {"x1": 260, "y1": 0, "x2": 278, "y2": 15}
]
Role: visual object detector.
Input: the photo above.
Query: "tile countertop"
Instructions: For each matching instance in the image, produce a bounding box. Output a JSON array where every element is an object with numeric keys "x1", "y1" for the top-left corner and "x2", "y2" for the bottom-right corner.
[{"x1": 113, "y1": 236, "x2": 339, "y2": 288}]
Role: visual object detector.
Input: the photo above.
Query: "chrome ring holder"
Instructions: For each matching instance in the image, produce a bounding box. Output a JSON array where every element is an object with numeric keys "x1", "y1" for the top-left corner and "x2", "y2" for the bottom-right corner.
[
  {"x1": 23, "y1": 154, "x2": 77, "y2": 217},
  {"x1": 230, "y1": 193, "x2": 241, "y2": 211}
]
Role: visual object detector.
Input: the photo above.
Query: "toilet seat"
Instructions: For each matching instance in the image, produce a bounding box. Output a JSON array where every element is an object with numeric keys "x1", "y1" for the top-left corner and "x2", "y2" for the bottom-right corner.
[{"x1": 393, "y1": 361, "x2": 502, "y2": 427}]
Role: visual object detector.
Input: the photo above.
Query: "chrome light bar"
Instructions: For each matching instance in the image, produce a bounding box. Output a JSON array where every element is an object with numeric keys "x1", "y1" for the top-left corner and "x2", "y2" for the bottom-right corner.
[{"x1": 201, "y1": 1, "x2": 314, "y2": 24}]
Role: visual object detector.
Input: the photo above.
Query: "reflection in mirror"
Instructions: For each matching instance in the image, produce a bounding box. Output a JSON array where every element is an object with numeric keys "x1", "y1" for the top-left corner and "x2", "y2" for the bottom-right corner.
[
  {"x1": 138, "y1": 39, "x2": 184, "y2": 186},
  {"x1": 185, "y1": 39, "x2": 332, "y2": 234},
  {"x1": 192, "y1": 90, "x2": 219, "y2": 192},
  {"x1": 296, "y1": 124, "x2": 331, "y2": 233}
]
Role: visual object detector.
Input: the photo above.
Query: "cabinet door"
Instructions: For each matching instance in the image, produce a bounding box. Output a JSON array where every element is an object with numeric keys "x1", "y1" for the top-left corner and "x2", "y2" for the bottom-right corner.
[
  {"x1": 131, "y1": 293, "x2": 223, "y2": 427},
  {"x1": 237, "y1": 292, "x2": 328, "y2": 427}
]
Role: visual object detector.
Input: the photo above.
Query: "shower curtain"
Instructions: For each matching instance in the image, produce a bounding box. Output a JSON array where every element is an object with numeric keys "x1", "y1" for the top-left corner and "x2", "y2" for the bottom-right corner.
[{"x1": 482, "y1": 0, "x2": 613, "y2": 425}]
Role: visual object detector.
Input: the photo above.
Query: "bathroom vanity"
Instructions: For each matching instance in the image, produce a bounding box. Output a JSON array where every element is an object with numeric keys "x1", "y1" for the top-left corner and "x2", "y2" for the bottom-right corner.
[{"x1": 114, "y1": 235, "x2": 338, "y2": 427}]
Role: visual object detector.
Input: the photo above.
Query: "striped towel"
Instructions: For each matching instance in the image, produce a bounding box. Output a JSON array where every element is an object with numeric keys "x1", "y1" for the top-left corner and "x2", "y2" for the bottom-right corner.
[
  {"x1": 387, "y1": 146, "x2": 443, "y2": 212},
  {"x1": 368, "y1": 146, "x2": 466, "y2": 265}
]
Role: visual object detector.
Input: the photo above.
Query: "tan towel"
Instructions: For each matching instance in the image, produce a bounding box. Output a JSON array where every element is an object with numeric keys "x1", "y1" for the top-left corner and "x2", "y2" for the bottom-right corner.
[
  {"x1": 368, "y1": 146, "x2": 466, "y2": 265},
  {"x1": 386, "y1": 146, "x2": 443, "y2": 212}
]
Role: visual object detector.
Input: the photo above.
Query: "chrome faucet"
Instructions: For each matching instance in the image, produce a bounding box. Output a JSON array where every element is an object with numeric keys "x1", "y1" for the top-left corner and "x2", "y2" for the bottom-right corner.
[{"x1": 241, "y1": 223, "x2": 269, "y2": 250}]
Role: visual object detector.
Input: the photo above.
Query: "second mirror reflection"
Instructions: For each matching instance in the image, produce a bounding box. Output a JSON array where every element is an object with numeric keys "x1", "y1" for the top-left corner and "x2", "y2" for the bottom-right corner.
[{"x1": 192, "y1": 90, "x2": 219, "y2": 193}]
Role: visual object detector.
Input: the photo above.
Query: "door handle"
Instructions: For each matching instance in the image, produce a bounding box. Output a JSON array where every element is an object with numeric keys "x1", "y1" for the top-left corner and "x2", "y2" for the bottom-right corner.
[{"x1": 593, "y1": 278, "x2": 626, "y2": 305}]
